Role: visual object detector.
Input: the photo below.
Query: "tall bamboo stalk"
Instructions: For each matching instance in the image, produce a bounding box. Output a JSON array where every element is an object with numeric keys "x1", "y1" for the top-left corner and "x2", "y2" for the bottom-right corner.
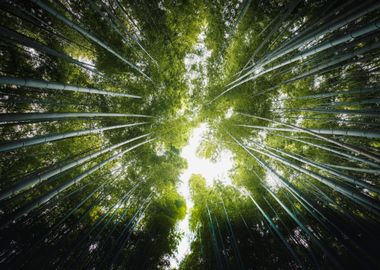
[
  {"x1": 0, "y1": 77, "x2": 140, "y2": 98},
  {"x1": 0, "y1": 122, "x2": 146, "y2": 152},
  {"x1": 236, "y1": 124, "x2": 380, "y2": 139},
  {"x1": 0, "y1": 112, "x2": 153, "y2": 123},
  {"x1": 237, "y1": 113, "x2": 380, "y2": 163},
  {"x1": 31, "y1": 0, "x2": 152, "y2": 80},
  {"x1": 0, "y1": 134, "x2": 151, "y2": 200}
]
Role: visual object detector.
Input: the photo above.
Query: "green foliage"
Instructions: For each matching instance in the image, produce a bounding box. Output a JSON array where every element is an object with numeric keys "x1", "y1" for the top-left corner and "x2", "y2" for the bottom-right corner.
[{"x1": 0, "y1": 0, "x2": 379, "y2": 269}]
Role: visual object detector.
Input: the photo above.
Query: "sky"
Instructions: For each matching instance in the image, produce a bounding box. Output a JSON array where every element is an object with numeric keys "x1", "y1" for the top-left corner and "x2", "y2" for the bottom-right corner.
[
  {"x1": 167, "y1": 30, "x2": 235, "y2": 269},
  {"x1": 168, "y1": 123, "x2": 235, "y2": 268}
]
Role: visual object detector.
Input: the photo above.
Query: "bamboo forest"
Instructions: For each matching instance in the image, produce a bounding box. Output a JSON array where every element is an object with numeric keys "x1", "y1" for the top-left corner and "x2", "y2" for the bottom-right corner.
[{"x1": 1, "y1": 0, "x2": 380, "y2": 269}]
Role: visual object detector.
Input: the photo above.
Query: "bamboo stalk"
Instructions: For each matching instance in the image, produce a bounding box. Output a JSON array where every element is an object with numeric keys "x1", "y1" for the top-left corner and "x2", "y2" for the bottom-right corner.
[
  {"x1": 31, "y1": 0, "x2": 151, "y2": 80},
  {"x1": 0, "y1": 122, "x2": 146, "y2": 152},
  {"x1": 0, "y1": 77, "x2": 140, "y2": 98},
  {"x1": 0, "y1": 134, "x2": 151, "y2": 200},
  {"x1": 0, "y1": 112, "x2": 153, "y2": 123}
]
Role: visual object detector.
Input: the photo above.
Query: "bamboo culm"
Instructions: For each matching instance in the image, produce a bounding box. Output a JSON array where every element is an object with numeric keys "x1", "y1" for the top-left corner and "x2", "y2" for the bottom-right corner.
[
  {"x1": 237, "y1": 124, "x2": 380, "y2": 139},
  {"x1": 31, "y1": 0, "x2": 151, "y2": 81},
  {"x1": 237, "y1": 113, "x2": 380, "y2": 163},
  {"x1": 0, "y1": 122, "x2": 147, "y2": 152},
  {"x1": 0, "y1": 112, "x2": 153, "y2": 123},
  {"x1": 0, "y1": 77, "x2": 141, "y2": 98},
  {"x1": 0, "y1": 134, "x2": 151, "y2": 200}
]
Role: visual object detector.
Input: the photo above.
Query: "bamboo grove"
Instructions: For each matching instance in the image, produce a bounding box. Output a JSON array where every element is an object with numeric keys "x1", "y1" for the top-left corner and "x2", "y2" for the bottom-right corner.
[{"x1": 0, "y1": 1, "x2": 379, "y2": 269}]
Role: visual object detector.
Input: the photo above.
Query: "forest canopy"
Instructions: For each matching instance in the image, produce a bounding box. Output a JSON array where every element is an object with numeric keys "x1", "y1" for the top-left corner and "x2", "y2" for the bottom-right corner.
[{"x1": 0, "y1": 0, "x2": 380, "y2": 269}]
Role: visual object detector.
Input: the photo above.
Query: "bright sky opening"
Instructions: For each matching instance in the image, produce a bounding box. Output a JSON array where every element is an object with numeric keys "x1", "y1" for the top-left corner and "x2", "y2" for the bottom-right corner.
[
  {"x1": 168, "y1": 123, "x2": 235, "y2": 268},
  {"x1": 168, "y1": 29, "x2": 235, "y2": 269}
]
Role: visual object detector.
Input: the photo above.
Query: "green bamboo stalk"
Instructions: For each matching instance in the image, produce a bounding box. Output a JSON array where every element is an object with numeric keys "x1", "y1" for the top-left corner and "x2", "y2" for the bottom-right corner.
[
  {"x1": 237, "y1": 113, "x2": 380, "y2": 163},
  {"x1": 287, "y1": 42, "x2": 380, "y2": 83},
  {"x1": 114, "y1": 0, "x2": 144, "y2": 35},
  {"x1": 220, "y1": 197, "x2": 245, "y2": 269},
  {"x1": 265, "y1": 187, "x2": 343, "y2": 269},
  {"x1": 206, "y1": 203, "x2": 224, "y2": 270},
  {"x1": 97, "y1": 1, "x2": 156, "y2": 63},
  {"x1": 31, "y1": 0, "x2": 151, "y2": 80},
  {"x1": 259, "y1": 143, "x2": 380, "y2": 194},
  {"x1": 326, "y1": 164, "x2": 380, "y2": 175},
  {"x1": 317, "y1": 98, "x2": 380, "y2": 107},
  {"x1": 107, "y1": 194, "x2": 153, "y2": 268},
  {"x1": 6, "y1": 168, "x2": 125, "y2": 269},
  {"x1": 228, "y1": 130, "x2": 358, "y2": 260},
  {"x1": 0, "y1": 122, "x2": 146, "y2": 152},
  {"x1": 236, "y1": 124, "x2": 380, "y2": 139},
  {"x1": 262, "y1": 196, "x2": 319, "y2": 268},
  {"x1": 228, "y1": 4, "x2": 380, "y2": 89},
  {"x1": 235, "y1": 0, "x2": 302, "y2": 77},
  {"x1": 0, "y1": 94, "x2": 92, "y2": 109},
  {"x1": 0, "y1": 77, "x2": 140, "y2": 98},
  {"x1": 286, "y1": 108, "x2": 380, "y2": 117},
  {"x1": 212, "y1": 214, "x2": 228, "y2": 266},
  {"x1": 262, "y1": 0, "x2": 347, "y2": 58},
  {"x1": 222, "y1": 41, "x2": 380, "y2": 99},
  {"x1": 0, "y1": 26, "x2": 96, "y2": 71},
  {"x1": 245, "y1": 191, "x2": 302, "y2": 265},
  {"x1": 292, "y1": 86, "x2": 380, "y2": 100},
  {"x1": 0, "y1": 26, "x2": 129, "y2": 86},
  {"x1": 227, "y1": 131, "x2": 343, "y2": 221},
  {"x1": 227, "y1": 129, "x2": 376, "y2": 215},
  {"x1": 280, "y1": 116, "x2": 380, "y2": 128},
  {"x1": 63, "y1": 181, "x2": 142, "y2": 268},
  {"x1": 3, "y1": 1, "x2": 94, "y2": 53},
  {"x1": 89, "y1": 1, "x2": 133, "y2": 49},
  {"x1": 3, "y1": 138, "x2": 153, "y2": 225},
  {"x1": 255, "y1": 20, "x2": 380, "y2": 78},
  {"x1": 0, "y1": 133, "x2": 150, "y2": 200},
  {"x1": 229, "y1": 0, "x2": 253, "y2": 38},
  {"x1": 232, "y1": 11, "x2": 283, "y2": 79},
  {"x1": 246, "y1": 144, "x2": 380, "y2": 214},
  {"x1": 259, "y1": 1, "x2": 380, "y2": 70},
  {"x1": 0, "y1": 112, "x2": 153, "y2": 123},
  {"x1": 276, "y1": 134, "x2": 380, "y2": 170}
]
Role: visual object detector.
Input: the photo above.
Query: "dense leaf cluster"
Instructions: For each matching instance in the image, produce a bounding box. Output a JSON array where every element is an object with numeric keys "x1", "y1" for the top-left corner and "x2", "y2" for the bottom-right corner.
[{"x1": 0, "y1": 0, "x2": 379, "y2": 269}]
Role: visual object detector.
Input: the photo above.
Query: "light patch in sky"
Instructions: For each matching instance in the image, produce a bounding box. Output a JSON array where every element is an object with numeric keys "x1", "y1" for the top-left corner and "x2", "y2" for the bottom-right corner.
[
  {"x1": 168, "y1": 123, "x2": 235, "y2": 268},
  {"x1": 272, "y1": 91, "x2": 288, "y2": 123},
  {"x1": 225, "y1": 107, "x2": 234, "y2": 119},
  {"x1": 265, "y1": 170, "x2": 284, "y2": 192},
  {"x1": 78, "y1": 56, "x2": 95, "y2": 67},
  {"x1": 168, "y1": 28, "x2": 230, "y2": 269},
  {"x1": 25, "y1": 47, "x2": 42, "y2": 68},
  {"x1": 180, "y1": 123, "x2": 234, "y2": 188},
  {"x1": 77, "y1": 56, "x2": 96, "y2": 79},
  {"x1": 184, "y1": 30, "x2": 211, "y2": 96}
]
